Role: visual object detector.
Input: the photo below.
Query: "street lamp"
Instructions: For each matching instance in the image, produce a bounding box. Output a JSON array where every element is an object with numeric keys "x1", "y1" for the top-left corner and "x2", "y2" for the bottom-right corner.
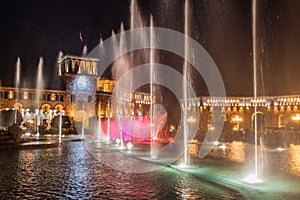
[
  {"x1": 292, "y1": 114, "x2": 300, "y2": 121},
  {"x1": 187, "y1": 116, "x2": 196, "y2": 123},
  {"x1": 231, "y1": 115, "x2": 243, "y2": 131}
]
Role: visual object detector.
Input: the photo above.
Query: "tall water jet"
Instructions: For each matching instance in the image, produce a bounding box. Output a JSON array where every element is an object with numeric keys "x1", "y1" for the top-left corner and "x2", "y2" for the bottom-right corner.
[
  {"x1": 119, "y1": 22, "x2": 125, "y2": 51},
  {"x1": 129, "y1": 0, "x2": 137, "y2": 97},
  {"x1": 98, "y1": 102, "x2": 102, "y2": 142},
  {"x1": 35, "y1": 57, "x2": 44, "y2": 137},
  {"x1": 150, "y1": 14, "x2": 156, "y2": 158},
  {"x1": 59, "y1": 113, "x2": 62, "y2": 143},
  {"x1": 106, "y1": 99, "x2": 111, "y2": 143},
  {"x1": 14, "y1": 57, "x2": 21, "y2": 123},
  {"x1": 81, "y1": 105, "x2": 85, "y2": 140},
  {"x1": 244, "y1": 0, "x2": 262, "y2": 184},
  {"x1": 57, "y1": 51, "x2": 63, "y2": 76},
  {"x1": 110, "y1": 29, "x2": 117, "y2": 80},
  {"x1": 130, "y1": 0, "x2": 144, "y2": 32},
  {"x1": 112, "y1": 23, "x2": 131, "y2": 83},
  {"x1": 111, "y1": 29, "x2": 127, "y2": 81},
  {"x1": 182, "y1": 0, "x2": 190, "y2": 166},
  {"x1": 253, "y1": 0, "x2": 259, "y2": 179},
  {"x1": 82, "y1": 45, "x2": 88, "y2": 57},
  {"x1": 130, "y1": 0, "x2": 146, "y2": 67},
  {"x1": 15, "y1": 57, "x2": 21, "y2": 91},
  {"x1": 97, "y1": 38, "x2": 104, "y2": 143}
]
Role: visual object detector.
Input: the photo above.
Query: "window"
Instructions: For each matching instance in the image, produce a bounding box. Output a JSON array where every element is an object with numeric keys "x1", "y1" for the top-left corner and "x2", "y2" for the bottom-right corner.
[
  {"x1": 71, "y1": 95, "x2": 75, "y2": 102},
  {"x1": 219, "y1": 115, "x2": 227, "y2": 122},
  {"x1": 50, "y1": 93, "x2": 56, "y2": 101},
  {"x1": 23, "y1": 92, "x2": 29, "y2": 100},
  {"x1": 3, "y1": 92, "x2": 8, "y2": 99},
  {"x1": 278, "y1": 115, "x2": 288, "y2": 128},
  {"x1": 18, "y1": 92, "x2": 23, "y2": 100},
  {"x1": 28, "y1": 93, "x2": 33, "y2": 100},
  {"x1": 8, "y1": 91, "x2": 14, "y2": 99},
  {"x1": 46, "y1": 94, "x2": 51, "y2": 101}
]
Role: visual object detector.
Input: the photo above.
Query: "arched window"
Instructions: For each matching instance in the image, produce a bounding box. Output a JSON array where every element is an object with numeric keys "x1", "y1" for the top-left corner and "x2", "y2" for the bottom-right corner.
[
  {"x1": 208, "y1": 114, "x2": 215, "y2": 131},
  {"x1": 278, "y1": 114, "x2": 288, "y2": 128},
  {"x1": 251, "y1": 112, "x2": 265, "y2": 134},
  {"x1": 219, "y1": 115, "x2": 227, "y2": 122}
]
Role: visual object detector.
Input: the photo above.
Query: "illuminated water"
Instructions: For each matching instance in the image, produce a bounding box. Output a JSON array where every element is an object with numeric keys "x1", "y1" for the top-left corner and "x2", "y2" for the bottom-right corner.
[
  {"x1": 182, "y1": 0, "x2": 190, "y2": 166},
  {"x1": 150, "y1": 14, "x2": 156, "y2": 158},
  {"x1": 184, "y1": 141, "x2": 300, "y2": 199},
  {"x1": 252, "y1": 0, "x2": 260, "y2": 181},
  {"x1": 0, "y1": 142, "x2": 243, "y2": 199},
  {"x1": 14, "y1": 57, "x2": 21, "y2": 124},
  {"x1": 35, "y1": 58, "x2": 44, "y2": 137}
]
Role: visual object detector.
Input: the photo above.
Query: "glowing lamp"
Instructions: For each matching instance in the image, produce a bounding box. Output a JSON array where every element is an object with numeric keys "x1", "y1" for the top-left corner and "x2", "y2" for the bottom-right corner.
[
  {"x1": 116, "y1": 138, "x2": 121, "y2": 145},
  {"x1": 127, "y1": 142, "x2": 133, "y2": 151},
  {"x1": 292, "y1": 114, "x2": 300, "y2": 121}
]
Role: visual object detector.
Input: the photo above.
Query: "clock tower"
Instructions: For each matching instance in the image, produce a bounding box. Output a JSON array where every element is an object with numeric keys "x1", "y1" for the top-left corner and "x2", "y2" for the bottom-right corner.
[{"x1": 57, "y1": 54, "x2": 99, "y2": 128}]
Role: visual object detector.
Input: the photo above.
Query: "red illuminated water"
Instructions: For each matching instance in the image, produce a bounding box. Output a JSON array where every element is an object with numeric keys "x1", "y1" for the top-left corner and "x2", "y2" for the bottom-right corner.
[{"x1": 99, "y1": 112, "x2": 167, "y2": 141}]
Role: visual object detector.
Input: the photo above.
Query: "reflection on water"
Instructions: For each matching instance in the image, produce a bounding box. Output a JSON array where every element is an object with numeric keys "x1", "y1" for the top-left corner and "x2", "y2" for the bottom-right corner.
[
  {"x1": 2, "y1": 141, "x2": 299, "y2": 199},
  {"x1": 227, "y1": 141, "x2": 245, "y2": 163},
  {"x1": 199, "y1": 141, "x2": 245, "y2": 163},
  {"x1": 289, "y1": 144, "x2": 300, "y2": 176},
  {"x1": 0, "y1": 142, "x2": 243, "y2": 199},
  {"x1": 190, "y1": 141, "x2": 300, "y2": 177}
]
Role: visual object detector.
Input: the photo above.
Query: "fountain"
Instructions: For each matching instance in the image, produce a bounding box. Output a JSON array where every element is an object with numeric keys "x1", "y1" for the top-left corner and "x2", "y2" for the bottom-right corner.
[
  {"x1": 119, "y1": 128, "x2": 124, "y2": 148},
  {"x1": 243, "y1": 0, "x2": 263, "y2": 184},
  {"x1": 81, "y1": 104, "x2": 85, "y2": 140},
  {"x1": 150, "y1": 14, "x2": 156, "y2": 158},
  {"x1": 97, "y1": 102, "x2": 102, "y2": 143},
  {"x1": 80, "y1": 1, "x2": 300, "y2": 198},
  {"x1": 182, "y1": 0, "x2": 190, "y2": 167},
  {"x1": 14, "y1": 57, "x2": 21, "y2": 124},
  {"x1": 127, "y1": 142, "x2": 133, "y2": 151},
  {"x1": 82, "y1": 45, "x2": 88, "y2": 57},
  {"x1": 35, "y1": 57, "x2": 44, "y2": 137},
  {"x1": 1, "y1": 1, "x2": 300, "y2": 199},
  {"x1": 106, "y1": 99, "x2": 110, "y2": 143},
  {"x1": 58, "y1": 113, "x2": 62, "y2": 144}
]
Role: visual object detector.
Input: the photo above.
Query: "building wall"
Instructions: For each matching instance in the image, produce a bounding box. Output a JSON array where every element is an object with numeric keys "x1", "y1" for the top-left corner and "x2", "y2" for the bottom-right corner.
[
  {"x1": 198, "y1": 104, "x2": 300, "y2": 134},
  {"x1": 2, "y1": 86, "x2": 300, "y2": 135},
  {"x1": 0, "y1": 87, "x2": 65, "y2": 111}
]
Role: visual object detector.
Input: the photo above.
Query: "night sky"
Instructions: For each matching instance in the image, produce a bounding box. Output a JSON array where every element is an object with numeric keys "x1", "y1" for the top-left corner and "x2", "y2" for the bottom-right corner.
[{"x1": 1, "y1": 0, "x2": 300, "y2": 96}]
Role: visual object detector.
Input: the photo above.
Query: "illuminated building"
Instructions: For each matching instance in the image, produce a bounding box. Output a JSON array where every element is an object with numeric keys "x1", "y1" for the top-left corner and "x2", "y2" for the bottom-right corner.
[{"x1": 1, "y1": 54, "x2": 300, "y2": 140}]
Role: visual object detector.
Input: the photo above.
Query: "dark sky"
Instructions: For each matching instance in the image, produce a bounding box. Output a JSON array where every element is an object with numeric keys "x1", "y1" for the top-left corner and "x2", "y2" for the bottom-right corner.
[{"x1": 1, "y1": 0, "x2": 300, "y2": 96}]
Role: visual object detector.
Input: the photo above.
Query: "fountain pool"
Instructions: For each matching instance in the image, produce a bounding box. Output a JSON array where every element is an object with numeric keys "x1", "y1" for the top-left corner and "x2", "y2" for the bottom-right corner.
[{"x1": 0, "y1": 142, "x2": 244, "y2": 199}]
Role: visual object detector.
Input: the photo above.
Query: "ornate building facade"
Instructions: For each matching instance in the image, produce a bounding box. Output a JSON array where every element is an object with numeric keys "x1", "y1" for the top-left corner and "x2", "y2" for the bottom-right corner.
[{"x1": 1, "y1": 54, "x2": 300, "y2": 143}]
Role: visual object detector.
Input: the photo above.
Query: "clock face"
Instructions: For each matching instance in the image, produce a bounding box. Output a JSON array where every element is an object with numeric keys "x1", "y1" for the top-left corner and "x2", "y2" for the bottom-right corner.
[{"x1": 76, "y1": 76, "x2": 88, "y2": 91}]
